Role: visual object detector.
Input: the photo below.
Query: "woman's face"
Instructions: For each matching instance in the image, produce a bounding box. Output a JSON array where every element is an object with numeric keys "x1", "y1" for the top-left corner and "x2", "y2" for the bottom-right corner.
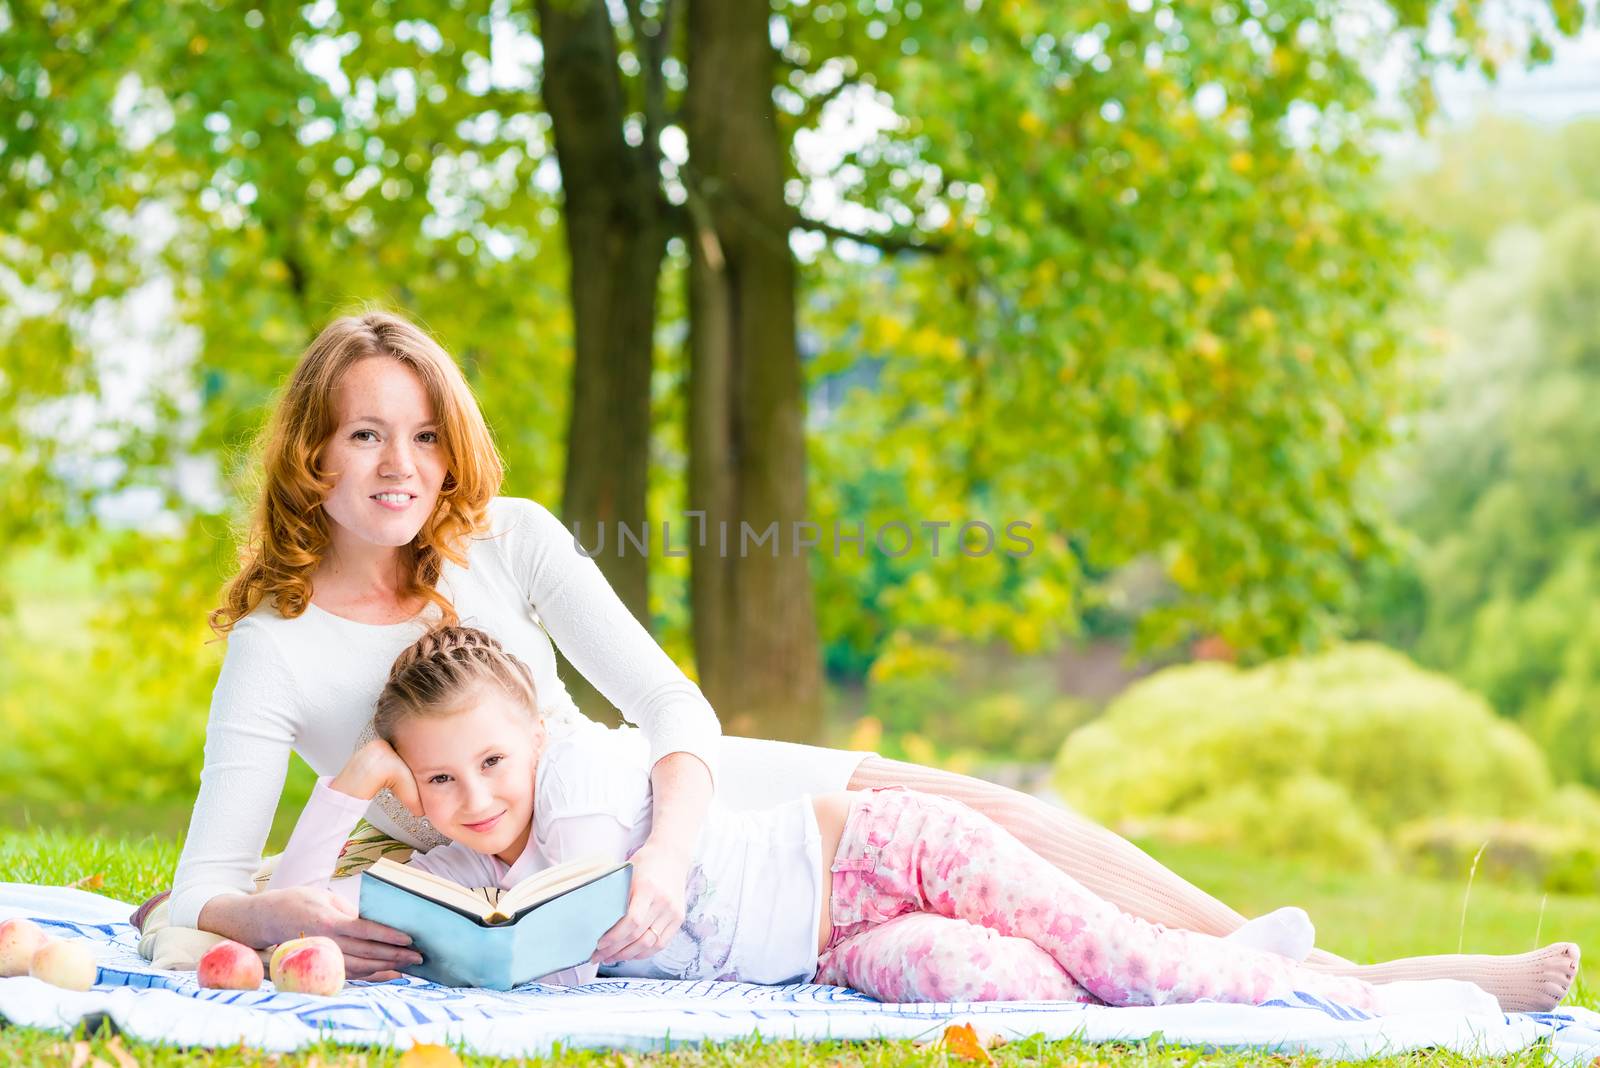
[
  {"x1": 392, "y1": 684, "x2": 544, "y2": 865},
  {"x1": 320, "y1": 356, "x2": 450, "y2": 558}
]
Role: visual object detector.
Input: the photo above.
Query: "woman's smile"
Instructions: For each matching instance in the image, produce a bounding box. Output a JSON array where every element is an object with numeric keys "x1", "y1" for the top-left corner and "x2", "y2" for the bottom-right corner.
[{"x1": 370, "y1": 492, "x2": 416, "y2": 511}]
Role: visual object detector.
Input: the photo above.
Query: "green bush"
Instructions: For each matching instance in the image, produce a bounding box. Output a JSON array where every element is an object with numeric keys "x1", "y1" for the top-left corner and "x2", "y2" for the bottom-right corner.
[
  {"x1": 1054, "y1": 643, "x2": 1555, "y2": 869},
  {"x1": 842, "y1": 641, "x2": 1098, "y2": 768},
  {"x1": 1393, "y1": 816, "x2": 1600, "y2": 895}
]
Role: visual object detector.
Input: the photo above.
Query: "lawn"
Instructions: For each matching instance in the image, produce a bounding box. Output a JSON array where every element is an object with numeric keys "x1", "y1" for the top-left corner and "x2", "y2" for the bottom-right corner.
[{"x1": 0, "y1": 826, "x2": 1592, "y2": 1066}]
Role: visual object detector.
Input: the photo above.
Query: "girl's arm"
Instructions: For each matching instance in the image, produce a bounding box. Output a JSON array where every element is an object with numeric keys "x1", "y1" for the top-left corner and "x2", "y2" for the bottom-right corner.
[
  {"x1": 504, "y1": 498, "x2": 721, "y2": 958},
  {"x1": 267, "y1": 779, "x2": 374, "y2": 903},
  {"x1": 271, "y1": 739, "x2": 426, "y2": 893}
]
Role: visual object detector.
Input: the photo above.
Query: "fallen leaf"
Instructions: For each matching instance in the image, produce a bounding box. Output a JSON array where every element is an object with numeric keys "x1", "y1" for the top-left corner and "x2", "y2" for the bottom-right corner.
[
  {"x1": 104, "y1": 1036, "x2": 138, "y2": 1068},
  {"x1": 397, "y1": 1044, "x2": 463, "y2": 1068},
  {"x1": 69, "y1": 873, "x2": 105, "y2": 891},
  {"x1": 940, "y1": 1022, "x2": 1000, "y2": 1063}
]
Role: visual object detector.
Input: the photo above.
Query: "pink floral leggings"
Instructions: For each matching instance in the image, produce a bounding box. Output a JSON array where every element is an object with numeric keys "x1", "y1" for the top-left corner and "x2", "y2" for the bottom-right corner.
[{"x1": 812, "y1": 788, "x2": 1381, "y2": 1009}]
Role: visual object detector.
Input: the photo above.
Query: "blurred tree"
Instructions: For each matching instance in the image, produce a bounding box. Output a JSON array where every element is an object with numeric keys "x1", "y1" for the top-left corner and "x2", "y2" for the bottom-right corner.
[
  {"x1": 1388, "y1": 116, "x2": 1600, "y2": 271},
  {"x1": 2, "y1": 0, "x2": 1593, "y2": 754},
  {"x1": 681, "y1": 0, "x2": 822, "y2": 739},
  {"x1": 1398, "y1": 205, "x2": 1600, "y2": 784},
  {"x1": 0, "y1": 0, "x2": 576, "y2": 772}
]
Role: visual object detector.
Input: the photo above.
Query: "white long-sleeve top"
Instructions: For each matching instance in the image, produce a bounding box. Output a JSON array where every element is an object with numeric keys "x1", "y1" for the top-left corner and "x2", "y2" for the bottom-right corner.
[
  {"x1": 270, "y1": 725, "x2": 823, "y2": 987},
  {"x1": 172, "y1": 494, "x2": 869, "y2": 928}
]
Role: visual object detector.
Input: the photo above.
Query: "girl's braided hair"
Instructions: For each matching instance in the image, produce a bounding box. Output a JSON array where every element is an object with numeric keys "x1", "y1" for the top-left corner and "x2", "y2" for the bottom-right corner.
[{"x1": 374, "y1": 625, "x2": 539, "y2": 741}]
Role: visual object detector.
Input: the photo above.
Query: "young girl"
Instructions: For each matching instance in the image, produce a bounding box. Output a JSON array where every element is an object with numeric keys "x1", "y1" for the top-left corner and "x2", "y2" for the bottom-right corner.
[{"x1": 271, "y1": 626, "x2": 1506, "y2": 1013}]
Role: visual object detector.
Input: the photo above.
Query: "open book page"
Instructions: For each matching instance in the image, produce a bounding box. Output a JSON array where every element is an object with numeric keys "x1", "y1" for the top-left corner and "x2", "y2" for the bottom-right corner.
[
  {"x1": 498, "y1": 857, "x2": 623, "y2": 917},
  {"x1": 364, "y1": 855, "x2": 625, "y2": 924},
  {"x1": 364, "y1": 858, "x2": 500, "y2": 921}
]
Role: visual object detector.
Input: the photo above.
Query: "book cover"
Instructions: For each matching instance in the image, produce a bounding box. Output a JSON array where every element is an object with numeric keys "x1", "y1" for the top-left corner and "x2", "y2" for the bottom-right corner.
[{"x1": 357, "y1": 863, "x2": 632, "y2": 990}]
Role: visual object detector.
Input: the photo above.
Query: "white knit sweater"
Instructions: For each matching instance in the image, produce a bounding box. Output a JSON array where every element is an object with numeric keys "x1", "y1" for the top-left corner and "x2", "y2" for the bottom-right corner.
[{"x1": 170, "y1": 495, "x2": 867, "y2": 927}]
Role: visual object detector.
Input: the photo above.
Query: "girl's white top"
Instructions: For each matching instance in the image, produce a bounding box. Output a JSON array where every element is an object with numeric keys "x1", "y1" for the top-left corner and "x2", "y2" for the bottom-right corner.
[
  {"x1": 272, "y1": 726, "x2": 824, "y2": 986},
  {"x1": 171, "y1": 495, "x2": 867, "y2": 928}
]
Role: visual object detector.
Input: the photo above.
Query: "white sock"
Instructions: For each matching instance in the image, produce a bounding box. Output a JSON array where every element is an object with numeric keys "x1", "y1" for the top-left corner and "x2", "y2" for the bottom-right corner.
[
  {"x1": 1372, "y1": 979, "x2": 1501, "y2": 1016},
  {"x1": 1224, "y1": 907, "x2": 1316, "y2": 962}
]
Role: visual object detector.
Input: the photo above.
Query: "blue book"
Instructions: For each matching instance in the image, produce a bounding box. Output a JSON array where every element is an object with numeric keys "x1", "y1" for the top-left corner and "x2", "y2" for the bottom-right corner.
[{"x1": 357, "y1": 856, "x2": 631, "y2": 990}]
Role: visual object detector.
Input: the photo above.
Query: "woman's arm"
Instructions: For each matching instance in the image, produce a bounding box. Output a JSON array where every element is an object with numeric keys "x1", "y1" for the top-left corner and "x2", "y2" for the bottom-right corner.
[
  {"x1": 504, "y1": 498, "x2": 723, "y2": 955},
  {"x1": 504, "y1": 499, "x2": 722, "y2": 778},
  {"x1": 171, "y1": 622, "x2": 302, "y2": 928},
  {"x1": 176, "y1": 627, "x2": 420, "y2": 978},
  {"x1": 591, "y1": 751, "x2": 711, "y2": 961}
]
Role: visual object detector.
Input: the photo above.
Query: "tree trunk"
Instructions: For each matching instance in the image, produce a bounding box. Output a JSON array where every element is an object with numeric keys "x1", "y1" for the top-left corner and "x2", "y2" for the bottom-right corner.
[
  {"x1": 538, "y1": 0, "x2": 666, "y2": 723},
  {"x1": 683, "y1": 0, "x2": 823, "y2": 741}
]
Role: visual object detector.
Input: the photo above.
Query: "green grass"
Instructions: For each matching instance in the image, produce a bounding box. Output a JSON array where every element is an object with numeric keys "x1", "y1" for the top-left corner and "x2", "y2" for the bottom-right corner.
[
  {"x1": 0, "y1": 1026, "x2": 1571, "y2": 1068},
  {"x1": 0, "y1": 829, "x2": 1593, "y2": 1066},
  {"x1": 1141, "y1": 840, "x2": 1600, "y2": 994}
]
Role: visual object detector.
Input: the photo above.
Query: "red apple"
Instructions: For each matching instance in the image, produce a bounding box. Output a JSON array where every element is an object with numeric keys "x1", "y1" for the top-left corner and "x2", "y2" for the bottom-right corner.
[
  {"x1": 29, "y1": 939, "x2": 97, "y2": 991},
  {"x1": 198, "y1": 938, "x2": 265, "y2": 990},
  {"x1": 268, "y1": 935, "x2": 334, "y2": 981},
  {"x1": 0, "y1": 918, "x2": 49, "y2": 977},
  {"x1": 269, "y1": 935, "x2": 344, "y2": 995}
]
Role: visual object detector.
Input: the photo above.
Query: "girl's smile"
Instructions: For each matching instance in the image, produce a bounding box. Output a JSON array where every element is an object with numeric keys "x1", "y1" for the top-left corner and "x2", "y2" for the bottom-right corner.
[{"x1": 462, "y1": 812, "x2": 504, "y2": 834}]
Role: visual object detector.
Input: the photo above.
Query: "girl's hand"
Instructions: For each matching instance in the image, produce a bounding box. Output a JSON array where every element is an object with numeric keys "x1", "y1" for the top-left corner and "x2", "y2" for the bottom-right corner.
[
  {"x1": 199, "y1": 886, "x2": 424, "y2": 981},
  {"x1": 591, "y1": 839, "x2": 690, "y2": 963},
  {"x1": 330, "y1": 739, "x2": 422, "y2": 816}
]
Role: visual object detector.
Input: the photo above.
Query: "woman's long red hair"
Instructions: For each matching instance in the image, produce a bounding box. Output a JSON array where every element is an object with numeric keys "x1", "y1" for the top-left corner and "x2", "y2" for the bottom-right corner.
[{"x1": 209, "y1": 310, "x2": 504, "y2": 637}]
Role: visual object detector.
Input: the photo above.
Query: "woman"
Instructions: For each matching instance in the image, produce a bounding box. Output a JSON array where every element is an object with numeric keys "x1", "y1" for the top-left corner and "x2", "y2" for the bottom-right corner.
[{"x1": 167, "y1": 309, "x2": 1576, "y2": 1008}]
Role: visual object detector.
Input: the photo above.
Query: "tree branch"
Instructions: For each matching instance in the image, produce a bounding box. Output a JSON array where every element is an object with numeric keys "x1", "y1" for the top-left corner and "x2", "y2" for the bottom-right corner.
[{"x1": 791, "y1": 212, "x2": 947, "y2": 255}]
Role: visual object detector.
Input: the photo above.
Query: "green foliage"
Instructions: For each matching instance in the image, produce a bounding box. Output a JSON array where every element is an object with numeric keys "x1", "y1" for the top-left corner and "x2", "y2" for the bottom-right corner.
[
  {"x1": 797, "y1": 0, "x2": 1443, "y2": 665},
  {"x1": 836, "y1": 639, "x2": 1097, "y2": 769},
  {"x1": 0, "y1": 540, "x2": 316, "y2": 843},
  {"x1": 2, "y1": 4, "x2": 1593, "y2": 801},
  {"x1": 1372, "y1": 139, "x2": 1600, "y2": 784},
  {"x1": 1054, "y1": 644, "x2": 1557, "y2": 869},
  {"x1": 5, "y1": 0, "x2": 1589, "y2": 718},
  {"x1": 1387, "y1": 117, "x2": 1600, "y2": 271},
  {"x1": 1394, "y1": 814, "x2": 1600, "y2": 897}
]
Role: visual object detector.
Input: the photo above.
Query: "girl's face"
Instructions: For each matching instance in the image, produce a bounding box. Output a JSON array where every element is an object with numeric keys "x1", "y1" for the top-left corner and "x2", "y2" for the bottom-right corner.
[
  {"x1": 320, "y1": 356, "x2": 450, "y2": 563},
  {"x1": 391, "y1": 684, "x2": 545, "y2": 864}
]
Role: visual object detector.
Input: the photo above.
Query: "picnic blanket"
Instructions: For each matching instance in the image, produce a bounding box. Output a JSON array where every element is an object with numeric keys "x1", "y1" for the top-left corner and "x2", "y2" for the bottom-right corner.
[{"x1": 4, "y1": 884, "x2": 1599, "y2": 1062}]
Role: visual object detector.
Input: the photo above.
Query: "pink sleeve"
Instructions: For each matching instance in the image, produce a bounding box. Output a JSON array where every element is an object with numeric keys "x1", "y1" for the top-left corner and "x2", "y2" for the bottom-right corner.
[{"x1": 267, "y1": 778, "x2": 370, "y2": 897}]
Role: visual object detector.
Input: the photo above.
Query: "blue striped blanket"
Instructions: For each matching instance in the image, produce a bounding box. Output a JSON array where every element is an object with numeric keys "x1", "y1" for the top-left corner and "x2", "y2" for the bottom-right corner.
[{"x1": 3, "y1": 884, "x2": 1597, "y2": 1062}]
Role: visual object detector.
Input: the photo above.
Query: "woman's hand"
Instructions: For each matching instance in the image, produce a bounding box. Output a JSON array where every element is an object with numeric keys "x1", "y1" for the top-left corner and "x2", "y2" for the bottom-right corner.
[
  {"x1": 199, "y1": 887, "x2": 424, "y2": 981},
  {"x1": 591, "y1": 839, "x2": 691, "y2": 963},
  {"x1": 331, "y1": 738, "x2": 422, "y2": 816},
  {"x1": 591, "y1": 750, "x2": 713, "y2": 963}
]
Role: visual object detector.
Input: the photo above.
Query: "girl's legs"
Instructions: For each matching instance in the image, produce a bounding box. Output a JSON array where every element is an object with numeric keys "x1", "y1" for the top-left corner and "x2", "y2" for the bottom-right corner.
[
  {"x1": 827, "y1": 788, "x2": 1496, "y2": 1013},
  {"x1": 850, "y1": 758, "x2": 1578, "y2": 1010},
  {"x1": 847, "y1": 758, "x2": 1296, "y2": 946},
  {"x1": 816, "y1": 912, "x2": 1100, "y2": 1004}
]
